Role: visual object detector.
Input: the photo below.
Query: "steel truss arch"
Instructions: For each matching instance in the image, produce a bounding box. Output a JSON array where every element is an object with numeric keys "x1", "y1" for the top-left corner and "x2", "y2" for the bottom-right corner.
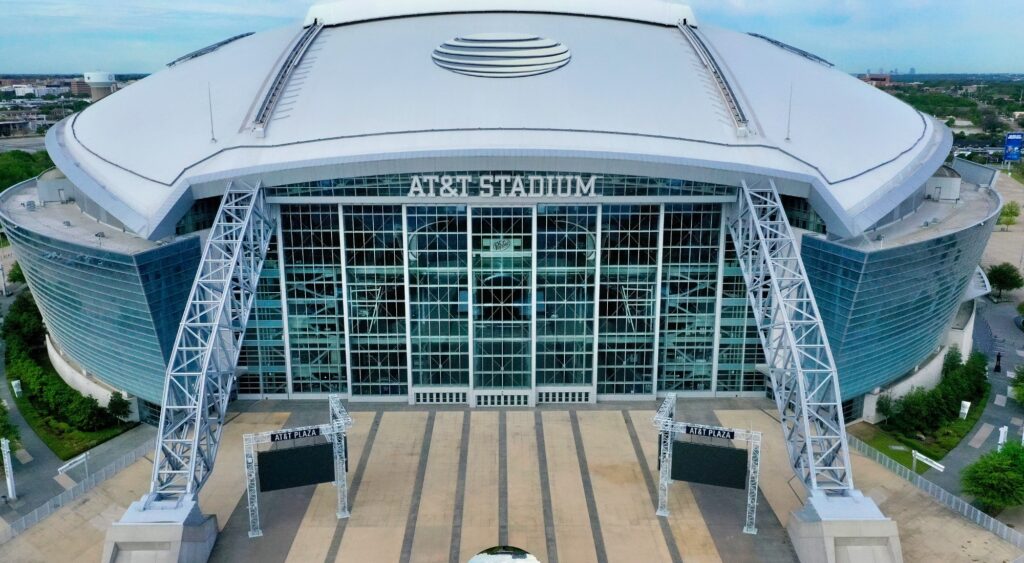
[
  {"x1": 727, "y1": 178, "x2": 854, "y2": 494},
  {"x1": 149, "y1": 179, "x2": 275, "y2": 502}
]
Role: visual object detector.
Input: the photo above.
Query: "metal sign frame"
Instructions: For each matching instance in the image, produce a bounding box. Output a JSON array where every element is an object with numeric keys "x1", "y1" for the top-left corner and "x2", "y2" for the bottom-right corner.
[
  {"x1": 243, "y1": 395, "x2": 352, "y2": 538},
  {"x1": 653, "y1": 394, "x2": 761, "y2": 534}
]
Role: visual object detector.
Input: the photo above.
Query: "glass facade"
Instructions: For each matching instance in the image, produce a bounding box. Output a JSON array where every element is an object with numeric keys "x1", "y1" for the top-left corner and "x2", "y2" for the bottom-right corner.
[
  {"x1": 803, "y1": 219, "x2": 994, "y2": 399},
  {"x1": 281, "y1": 204, "x2": 347, "y2": 394},
  {"x1": 0, "y1": 202, "x2": 200, "y2": 403},
  {"x1": 235, "y1": 172, "x2": 766, "y2": 402},
  {"x1": 408, "y1": 206, "x2": 470, "y2": 387},
  {"x1": 537, "y1": 206, "x2": 597, "y2": 386},
  {"x1": 658, "y1": 204, "x2": 722, "y2": 392}
]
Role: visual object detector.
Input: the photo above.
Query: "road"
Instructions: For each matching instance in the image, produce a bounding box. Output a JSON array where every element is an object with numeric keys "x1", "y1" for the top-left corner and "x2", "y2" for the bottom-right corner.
[{"x1": 0, "y1": 136, "x2": 45, "y2": 154}]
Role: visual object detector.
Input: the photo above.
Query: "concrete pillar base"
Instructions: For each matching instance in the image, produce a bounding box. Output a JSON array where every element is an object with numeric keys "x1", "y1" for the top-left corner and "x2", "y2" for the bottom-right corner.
[
  {"x1": 102, "y1": 495, "x2": 218, "y2": 563},
  {"x1": 787, "y1": 492, "x2": 902, "y2": 563}
]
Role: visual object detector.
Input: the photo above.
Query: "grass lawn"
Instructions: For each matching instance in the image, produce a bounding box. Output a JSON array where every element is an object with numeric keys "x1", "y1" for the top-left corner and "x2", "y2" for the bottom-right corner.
[
  {"x1": 8, "y1": 380, "x2": 132, "y2": 460},
  {"x1": 848, "y1": 383, "x2": 991, "y2": 472},
  {"x1": 849, "y1": 422, "x2": 925, "y2": 473}
]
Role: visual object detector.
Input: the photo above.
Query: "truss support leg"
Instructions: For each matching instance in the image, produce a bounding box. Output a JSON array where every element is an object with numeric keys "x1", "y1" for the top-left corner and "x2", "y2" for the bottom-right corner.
[
  {"x1": 244, "y1": 435, "x2": 262, "y2": 538},
  {"x1": 743, "y1": 435, "x2": 761, "y2": 535},
  {"x1": 728, "y1": 179, "x2": 903, "y2": 562},
  {"x1": 656, "y1": 397, "x2": 676, "y2": 517},
  {"x1": 656, "y1": 429, "x2": 673, "y2": 517},
  {"x1": 331, "y1": 395, "x2": 350, "y2": 519}
]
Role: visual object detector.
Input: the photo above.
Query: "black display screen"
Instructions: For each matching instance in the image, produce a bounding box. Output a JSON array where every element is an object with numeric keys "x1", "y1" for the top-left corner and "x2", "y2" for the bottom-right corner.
[
  {"x1": 258, "y1": 442, "x2": 335, "y2": 492},
  {"x1": 671, "y1": 441, "x2": 748, "y2": 490}
]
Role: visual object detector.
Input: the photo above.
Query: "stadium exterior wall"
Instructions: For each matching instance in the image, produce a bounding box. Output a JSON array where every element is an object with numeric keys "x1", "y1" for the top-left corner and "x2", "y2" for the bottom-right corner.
[
  {"x1": 0, "y1": 179, "x2": 201, "y2": 403},
  {"x1": 0, "y1": 166, "x2": 997, "y2": 411},
  {"x1": 802, "y1": 205, "x2": 997, "y2": 399}
]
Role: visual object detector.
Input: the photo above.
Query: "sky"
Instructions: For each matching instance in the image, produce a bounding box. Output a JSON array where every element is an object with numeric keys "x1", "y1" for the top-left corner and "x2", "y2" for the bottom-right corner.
[{"x1": 0, "y1": 0, "x2": 1021, "y2": 75}]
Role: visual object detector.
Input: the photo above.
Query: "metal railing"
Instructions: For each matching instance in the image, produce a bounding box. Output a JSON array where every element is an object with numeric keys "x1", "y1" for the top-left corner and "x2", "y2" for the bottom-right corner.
[
  {"x1": 848, "y1": 435, "x2": 1024, "y2": 555},
  {"x1": 251, "y1": 21, "x2": 323, "y2": 136},
  {"x1": 0, "y1": 440, "x2": 153, "y2": 545},
  {"x1": 678, "y1": 23, "x2": 750, "y2": 134}
]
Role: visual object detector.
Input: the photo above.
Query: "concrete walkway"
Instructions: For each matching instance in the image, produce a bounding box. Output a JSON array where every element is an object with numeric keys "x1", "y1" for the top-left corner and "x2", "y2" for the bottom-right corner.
[
  {"x1": 922, "y1": 300, "x2": 1024, "y2": 494},
  {"x1": 0, "y1": 286, "x2": 65, "y2": 528},
  {"x1": 0, "y1": 338, "x2": 65, "y2": 523},
  {"x1": 0, "y1": 285, "x2": 157, "y2": 529},
  {"x1": 5, "y1": 401, "x2": 1020, "y2": 563}
]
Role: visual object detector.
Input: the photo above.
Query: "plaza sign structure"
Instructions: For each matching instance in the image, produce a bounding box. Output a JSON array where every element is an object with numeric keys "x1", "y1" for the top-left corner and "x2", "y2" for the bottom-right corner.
[
  {"x1": 653, "y1": 394, "x2": 762, "y2": 535},
  {"x1": 244, "y1": 395, "x2": 352, "y2": 538}
]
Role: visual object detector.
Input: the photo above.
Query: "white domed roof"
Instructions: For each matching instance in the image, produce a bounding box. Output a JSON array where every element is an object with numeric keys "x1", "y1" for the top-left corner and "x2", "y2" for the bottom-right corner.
[{"x1": 48, "y1": 0, "x2": 948, "y2": 239}]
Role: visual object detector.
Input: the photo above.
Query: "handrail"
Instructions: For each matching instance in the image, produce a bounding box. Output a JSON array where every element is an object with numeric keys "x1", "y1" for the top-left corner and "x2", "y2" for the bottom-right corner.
[
  {"x1": 167, "y1": 33, "x2": 254, "y2": 67},
  {"x1": 678, "y1": 23, "x2": 750, "y2": 135},
  {"x1": 251, "y1": 22, "x2": 324, "y2": 137},
  {"x1": 747, "y1": 33, "x2": 833, "y2": 68}
]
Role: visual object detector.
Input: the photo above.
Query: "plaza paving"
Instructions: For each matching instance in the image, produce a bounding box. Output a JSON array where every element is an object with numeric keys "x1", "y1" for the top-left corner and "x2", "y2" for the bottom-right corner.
[{"x1": 2, "y1": 399, "x2": 1022, "y2": 562}]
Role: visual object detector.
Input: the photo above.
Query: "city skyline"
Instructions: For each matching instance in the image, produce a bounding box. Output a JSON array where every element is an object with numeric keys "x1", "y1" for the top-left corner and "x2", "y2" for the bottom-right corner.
[{"x1": 0, "y1": 0, "x2": 1021, "y2": 74}]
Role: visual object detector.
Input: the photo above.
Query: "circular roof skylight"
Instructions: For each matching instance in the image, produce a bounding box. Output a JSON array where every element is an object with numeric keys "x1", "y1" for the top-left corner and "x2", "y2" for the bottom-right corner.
[{"x1": 432, "y1": 33, "x2": 571, "y2": 78}]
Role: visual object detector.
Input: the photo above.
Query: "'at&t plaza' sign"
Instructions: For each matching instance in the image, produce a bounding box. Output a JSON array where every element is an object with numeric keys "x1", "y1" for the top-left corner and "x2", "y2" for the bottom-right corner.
[{"x1": 408, "y1": 174, "x2": 600, "y2": 198}]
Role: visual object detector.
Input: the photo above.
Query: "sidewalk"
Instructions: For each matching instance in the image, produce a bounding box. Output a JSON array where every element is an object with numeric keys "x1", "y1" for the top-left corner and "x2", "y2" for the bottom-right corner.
[{"x1": 922, "y1": 300, "x2": 1024, "y2": 494}]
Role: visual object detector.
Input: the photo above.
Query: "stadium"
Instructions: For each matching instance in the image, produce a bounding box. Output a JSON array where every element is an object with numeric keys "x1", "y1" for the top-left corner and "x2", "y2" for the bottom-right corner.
[{"x1": 0, "y1": 0, "x2": 997, "y2": 422}]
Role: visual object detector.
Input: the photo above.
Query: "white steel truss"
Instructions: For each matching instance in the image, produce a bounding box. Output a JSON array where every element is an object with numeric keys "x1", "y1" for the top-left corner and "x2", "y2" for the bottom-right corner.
[
  {"x1": 728, "y1": 179, "x2": 853, "y2": 494},
  {"x1": 653, "y1": 394, "x2": 761, "y2": 534},
  {"x1": 245, "y1": 395, "x2": 352, "y2": 537},
  {"x1": 149, "y1": 179, "x2": 275, "y2": 503}
]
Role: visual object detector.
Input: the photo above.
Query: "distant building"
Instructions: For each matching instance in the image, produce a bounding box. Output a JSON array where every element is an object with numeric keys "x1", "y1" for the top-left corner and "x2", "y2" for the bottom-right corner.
[
  {"x1": 859, "y1": 73, "x2": 892, "y2": 88},
  {"x1": 70, "y1": 80, "x2": 90, "y2": 96},
  {"x1": 84, "y1": 71, "x2": 115, "y2": 101}
]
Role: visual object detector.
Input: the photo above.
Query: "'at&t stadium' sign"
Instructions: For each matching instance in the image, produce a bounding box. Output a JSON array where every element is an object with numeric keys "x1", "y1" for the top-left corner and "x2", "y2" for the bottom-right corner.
[{"x1": 408, "y1": 174, "x2": 600, "y2": 198}]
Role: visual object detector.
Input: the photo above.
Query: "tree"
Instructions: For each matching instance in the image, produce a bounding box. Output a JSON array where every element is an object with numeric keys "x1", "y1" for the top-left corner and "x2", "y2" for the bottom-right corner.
[
  {"x1": 107, "y1": 391, "x2": 131, "y2": 422},
  {"x1": 980, "y1": 109, "x2": 1003, "y2": 134},
  {"x1": 988, "y1": 263, "x2": 1024, "y2": 298},
  {"x1": 0, "y1": 401, "x2": 19, "y2": 443},
  {"x1": 7, "y1": 261, "x2": 24, "y2": 283},
  {"x1": 1005, "y1": 201, "x2": 1021, "y2": 219},
  {"x1": 1013, "y1": 365, "x2": 1024, "y2": 403},
  {"x1": 998, "y1": 201, "x2": 1020, "y2": 231},
  {"x1": 962, "y1": 443, "x2": 1024, "y2": 513}
]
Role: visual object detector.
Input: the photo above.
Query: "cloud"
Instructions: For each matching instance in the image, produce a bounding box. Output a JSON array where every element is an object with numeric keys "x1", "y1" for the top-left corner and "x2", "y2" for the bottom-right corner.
[{"x1": 1, "y1": 0, "x2": 1021, "y2": 73}]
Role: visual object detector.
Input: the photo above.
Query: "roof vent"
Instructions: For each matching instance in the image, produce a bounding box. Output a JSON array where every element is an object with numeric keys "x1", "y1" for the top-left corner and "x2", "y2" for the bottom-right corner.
[{"x1": 432, "y1": 33, "x2": 570, "y2": 78}]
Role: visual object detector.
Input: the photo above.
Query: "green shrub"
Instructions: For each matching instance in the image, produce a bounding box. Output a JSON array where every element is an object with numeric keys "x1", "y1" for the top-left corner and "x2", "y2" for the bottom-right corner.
[
  {"x1": 2, "y1": 291, "x2": 118, "y2": 433},
  {"x1": 0, "y1": 400, "x2": 19, "y2": 443},
  {"x1": 107, "y1": 392, "x2": 131, "y2": 421},
  {"x1": 962, "y1": 443, "x2": 1024, "y2": 513},
  {"x1": 6, "y1": 261, "x2": 24, "y2": 283},
  {"x1": 881, "y1": 349, "x2": 988, "y2": 439}
]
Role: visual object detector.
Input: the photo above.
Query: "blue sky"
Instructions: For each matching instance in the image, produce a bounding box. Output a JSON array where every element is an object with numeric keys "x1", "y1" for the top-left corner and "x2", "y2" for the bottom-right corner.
[{"x1": 0, "y1": 0, "x2": 1021, "y2": 74}]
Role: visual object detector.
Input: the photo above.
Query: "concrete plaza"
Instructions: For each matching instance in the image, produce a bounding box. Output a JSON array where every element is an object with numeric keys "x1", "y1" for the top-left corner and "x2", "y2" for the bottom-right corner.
[{"x1": 2, "y1": 399, "x2": 1021, "y2": 562}]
